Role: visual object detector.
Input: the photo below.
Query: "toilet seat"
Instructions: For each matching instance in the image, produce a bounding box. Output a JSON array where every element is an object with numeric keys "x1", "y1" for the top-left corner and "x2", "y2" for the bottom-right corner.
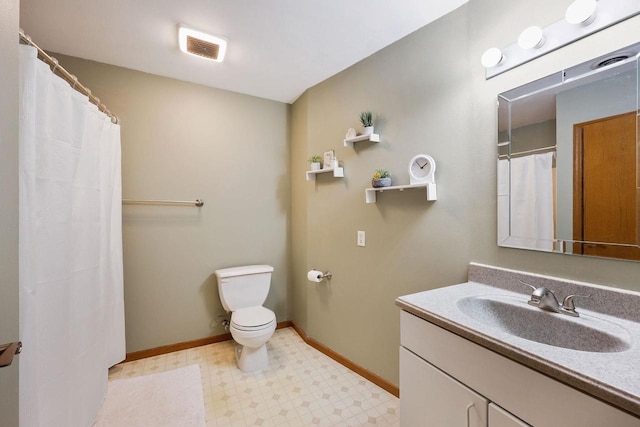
[{"x1": 231, "y1": 306, "x2": 276, "y2": 331}]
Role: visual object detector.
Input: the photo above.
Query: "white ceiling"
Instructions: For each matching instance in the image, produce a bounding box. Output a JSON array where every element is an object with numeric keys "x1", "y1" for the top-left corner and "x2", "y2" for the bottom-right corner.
[{"x1": 20, "y1": 0, "x2": 468, "y2": 103}]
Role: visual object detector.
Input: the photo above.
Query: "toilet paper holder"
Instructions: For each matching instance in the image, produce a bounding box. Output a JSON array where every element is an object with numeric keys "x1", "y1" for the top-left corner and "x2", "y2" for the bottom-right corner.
[
  {"x1": 310, "y1": 269, "x2": 332, "y2": 281},
  {"x1": 319, "y1": 271, "x2": 332, "y2": 280}
]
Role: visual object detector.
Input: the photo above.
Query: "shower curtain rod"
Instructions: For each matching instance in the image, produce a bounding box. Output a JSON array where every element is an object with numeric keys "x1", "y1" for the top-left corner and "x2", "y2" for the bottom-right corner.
[
  {"x1": 497, "y1": 145, "x2": 557, "y2": 159},
  {"x1": 18, "y1": 29, "x2": 119, "y2": 124}
]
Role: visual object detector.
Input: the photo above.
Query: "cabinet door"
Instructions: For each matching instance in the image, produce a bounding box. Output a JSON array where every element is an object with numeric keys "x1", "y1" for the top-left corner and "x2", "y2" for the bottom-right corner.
[
  {"x1": 400, "y1": 347, "x2": 488, "y2": 427},
  {"x1": 489, "y1": 403, "x2": 531, "y2": 427}
]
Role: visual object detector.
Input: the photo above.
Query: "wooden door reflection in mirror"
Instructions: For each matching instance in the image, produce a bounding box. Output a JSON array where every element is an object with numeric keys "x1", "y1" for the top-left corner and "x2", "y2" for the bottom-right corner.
[{"x1": 572, "y1": 112, "x2": 640, "y2": 260}]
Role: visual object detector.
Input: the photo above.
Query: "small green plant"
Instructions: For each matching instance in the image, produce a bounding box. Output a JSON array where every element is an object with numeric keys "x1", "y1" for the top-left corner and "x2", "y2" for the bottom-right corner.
[
  {"x1": 359, "y1": 111, "x2": 373, "y2": 127},
  {"x1": 372, "y1": 168, "x2": 390, "y2": 179},
  {"x1": 309, "y1": 155, "x2": 322, "y2": 163}
]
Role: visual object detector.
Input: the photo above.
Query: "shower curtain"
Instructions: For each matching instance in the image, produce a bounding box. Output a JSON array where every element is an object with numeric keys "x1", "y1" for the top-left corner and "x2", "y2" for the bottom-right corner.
[
  {"x1": 18, "y1": 44, "x2": 125, "y2": 427},
  {"x1": 498, "y1": 152, "x2": 554, "y2": 251}
]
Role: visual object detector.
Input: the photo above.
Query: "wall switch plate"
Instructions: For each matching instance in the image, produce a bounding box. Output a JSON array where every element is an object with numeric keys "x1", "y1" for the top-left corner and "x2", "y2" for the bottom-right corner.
[{"x1": 357, "y1": 230, "x2": 365, "y2": 247}]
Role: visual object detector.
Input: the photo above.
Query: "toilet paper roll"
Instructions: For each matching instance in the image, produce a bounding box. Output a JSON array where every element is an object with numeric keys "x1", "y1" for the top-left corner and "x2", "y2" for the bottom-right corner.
[{"x1": 307, "y1": 270, "x2": 323, "y2": 283}]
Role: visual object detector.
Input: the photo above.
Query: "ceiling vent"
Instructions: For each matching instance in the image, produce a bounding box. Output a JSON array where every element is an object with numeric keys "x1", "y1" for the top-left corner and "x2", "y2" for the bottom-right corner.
[
  {"x1": 179, "y1": 26, "x2": 227, "y2": 63},
  {"x1": 186, "y1": 36, "x2": 220, "y2": 60}
]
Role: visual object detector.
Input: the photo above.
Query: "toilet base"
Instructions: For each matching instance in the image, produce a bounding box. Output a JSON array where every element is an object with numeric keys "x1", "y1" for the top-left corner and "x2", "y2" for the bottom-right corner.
[{"x1": 235, "y1": 343, "x2": 269, "y2": 372}]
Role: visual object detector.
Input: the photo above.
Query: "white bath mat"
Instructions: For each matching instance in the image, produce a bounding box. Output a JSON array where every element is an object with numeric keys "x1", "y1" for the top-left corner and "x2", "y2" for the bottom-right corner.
[{"x1": 95, "y1": 364, "x2": 206, "y2": 427}]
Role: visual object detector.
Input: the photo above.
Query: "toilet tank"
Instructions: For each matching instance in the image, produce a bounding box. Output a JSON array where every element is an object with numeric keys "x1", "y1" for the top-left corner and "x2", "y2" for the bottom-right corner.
[{"x1": 215, "y1": 265, "x2": 274, "y2": 312}]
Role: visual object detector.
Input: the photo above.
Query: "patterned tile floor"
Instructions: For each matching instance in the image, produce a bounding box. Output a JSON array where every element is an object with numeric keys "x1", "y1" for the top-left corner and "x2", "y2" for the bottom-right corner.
[{"x1": 108, "y1": 327, "x2": 400, "y2": 426}]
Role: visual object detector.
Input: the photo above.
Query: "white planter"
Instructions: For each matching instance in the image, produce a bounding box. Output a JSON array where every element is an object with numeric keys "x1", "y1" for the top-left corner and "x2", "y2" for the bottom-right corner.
[
  {"x1": 364, "y1": 126, "x2": 374, "y2": 135},
  {"x1": 310, "y1": 162, "x2": 321, "y2": 171}
]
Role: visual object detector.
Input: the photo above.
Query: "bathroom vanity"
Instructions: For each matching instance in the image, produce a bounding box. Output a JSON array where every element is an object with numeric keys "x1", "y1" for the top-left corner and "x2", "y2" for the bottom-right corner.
[{"x1": 397, "y1": 264, "x2": 640, "y2": 427}]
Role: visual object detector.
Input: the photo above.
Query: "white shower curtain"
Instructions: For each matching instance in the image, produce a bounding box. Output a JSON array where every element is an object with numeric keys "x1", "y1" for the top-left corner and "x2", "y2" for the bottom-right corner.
[
  {"x1": 499, "y1": 152, "x2": 554, "y2": 251},
  {"x1": 497, "y1": 158, "x2": 510, "y2": 245},
  {"x1": 18, "y1": 44, "x2": 125, "y2": 427}
]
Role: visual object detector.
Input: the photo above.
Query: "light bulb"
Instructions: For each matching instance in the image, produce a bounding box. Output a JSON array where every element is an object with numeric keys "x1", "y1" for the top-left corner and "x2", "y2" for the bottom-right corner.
[
  {"x1": 565, "y1": 0, "x2": 597, "y2": 25},
  {"x1": 518, "y1": 26, "x2": 545, "y2": 50},
  {"x1": 481, "y1": 48, "x2": 504, "y2": 68}
]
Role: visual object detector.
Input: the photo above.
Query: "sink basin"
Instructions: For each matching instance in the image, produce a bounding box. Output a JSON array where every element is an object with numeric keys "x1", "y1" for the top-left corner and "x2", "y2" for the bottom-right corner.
[{"x1": 456, "y1": 295, "x2": 632, "y2": 353}]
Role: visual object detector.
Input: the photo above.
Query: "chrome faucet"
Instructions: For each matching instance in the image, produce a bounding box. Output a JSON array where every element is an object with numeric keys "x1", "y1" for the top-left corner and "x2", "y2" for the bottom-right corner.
[{"x1": 519, "y1": 280, "x2": 590, "y2": 317}]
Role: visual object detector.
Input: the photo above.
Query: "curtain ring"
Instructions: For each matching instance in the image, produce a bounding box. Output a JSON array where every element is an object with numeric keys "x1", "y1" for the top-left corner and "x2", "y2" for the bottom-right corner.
[
  {"x1": 71, "y1": 75, "x2": 78, "y2": 89},
  {"x1": 50, "y1": 57, "x2": 60, "y2": 74}
]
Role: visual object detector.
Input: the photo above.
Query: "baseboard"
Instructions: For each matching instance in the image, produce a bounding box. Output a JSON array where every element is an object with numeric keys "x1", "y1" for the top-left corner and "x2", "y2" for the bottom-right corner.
[
  {"x1": 122, "y1": 319, "x2": 399, "y2": 398},
  {"x1": 290, "y1": 322, "x2": 399, "y2": 398},
  {"x1": 123, "y1": 321, "x2": 292, "y2": 363}
]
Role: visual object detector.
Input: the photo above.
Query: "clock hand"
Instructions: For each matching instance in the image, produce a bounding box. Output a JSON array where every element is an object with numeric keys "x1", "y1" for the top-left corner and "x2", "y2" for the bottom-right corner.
[{"x1": 417, "y1": 161, "x2": 427, "y2": 169}]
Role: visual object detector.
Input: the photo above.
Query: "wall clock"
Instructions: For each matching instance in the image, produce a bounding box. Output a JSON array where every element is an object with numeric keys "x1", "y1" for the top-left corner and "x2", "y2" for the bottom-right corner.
[{"x1": 409, "y1": 154, "x2": 436, "y2": 185}]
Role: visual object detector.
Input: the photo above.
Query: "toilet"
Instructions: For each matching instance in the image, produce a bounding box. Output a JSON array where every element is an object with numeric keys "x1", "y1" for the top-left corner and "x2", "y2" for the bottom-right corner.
[{"x1": 214, "y1": 265, "x2": 277, "y2": 372}]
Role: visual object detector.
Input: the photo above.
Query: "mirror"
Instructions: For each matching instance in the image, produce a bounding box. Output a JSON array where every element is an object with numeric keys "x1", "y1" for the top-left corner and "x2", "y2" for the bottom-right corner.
[{"x1": 498, "y1": 42, "x2": 640, "y2": 261}]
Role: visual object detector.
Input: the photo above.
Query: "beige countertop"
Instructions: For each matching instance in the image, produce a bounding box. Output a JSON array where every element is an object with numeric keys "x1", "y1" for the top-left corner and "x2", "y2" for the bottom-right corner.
[{"x1": 396, "y1": 267, "x2": 640, "y2": 418}]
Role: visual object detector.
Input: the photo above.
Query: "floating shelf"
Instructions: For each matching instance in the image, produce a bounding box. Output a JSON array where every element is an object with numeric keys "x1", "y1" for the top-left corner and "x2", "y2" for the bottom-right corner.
[
  {"x1": 344, "y1": 133, "x2": 380, "y2": 147},
  {"x1": 365, "y1": 183, "x2": 437, "y2": 203},
  {"x1": 306, "y1": 162, "x2": 344, "y2": 181}
]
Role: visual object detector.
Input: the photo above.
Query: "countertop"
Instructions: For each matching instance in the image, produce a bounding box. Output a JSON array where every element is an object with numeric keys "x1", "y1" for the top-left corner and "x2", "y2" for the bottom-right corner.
[{"x1": 396, "y1": 278, "x2": 640, "y2": 418}]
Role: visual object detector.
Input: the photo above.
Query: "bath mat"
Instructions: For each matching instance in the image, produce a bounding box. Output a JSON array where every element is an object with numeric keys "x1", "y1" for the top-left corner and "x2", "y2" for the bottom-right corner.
[{"x1": 95, "y1": 364, "x2": 205, "y2": 427}]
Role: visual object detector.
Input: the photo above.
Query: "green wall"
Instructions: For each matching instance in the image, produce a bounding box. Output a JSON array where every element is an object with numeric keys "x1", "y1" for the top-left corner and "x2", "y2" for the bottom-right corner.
[
  {"x1": 52, "y1": 54, "x2": 291, "y2": 353},
  {"x1": 290, "y1": 92, "x2": 309, "y2": 332},
  {"x1": 291, "y1": 0, "x2": 640, "y2": 386},
  {"x1": 0, "y1": 0, "x2": 20, "y2": 424}
]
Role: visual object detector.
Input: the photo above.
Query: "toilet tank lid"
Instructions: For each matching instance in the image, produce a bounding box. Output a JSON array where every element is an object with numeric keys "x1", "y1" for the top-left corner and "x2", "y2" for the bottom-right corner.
[{"x1": 215, "y1": 264, "x2": 274, "y2": 278}]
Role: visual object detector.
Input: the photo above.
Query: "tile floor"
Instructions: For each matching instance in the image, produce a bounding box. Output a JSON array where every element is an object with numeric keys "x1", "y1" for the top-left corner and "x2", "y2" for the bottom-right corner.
[{"x1": 108, "y1": 327, "x2": 400, "y2": 426}]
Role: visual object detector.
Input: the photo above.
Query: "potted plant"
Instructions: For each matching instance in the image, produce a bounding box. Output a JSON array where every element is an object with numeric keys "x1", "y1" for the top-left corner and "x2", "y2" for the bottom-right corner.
[
  {"x1": 359, "y1": 111, "x2": 374, "y2": 135},
  {"x1": 372, "y1": 169, "x2": 391, "y2": 188},
  {"x1": 309, "y1": 155, "x2": 322, "y2": 171}
]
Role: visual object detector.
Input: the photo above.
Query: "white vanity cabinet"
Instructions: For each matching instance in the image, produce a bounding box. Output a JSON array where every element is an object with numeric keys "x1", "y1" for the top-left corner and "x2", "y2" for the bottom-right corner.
[
  {"x1": 400, "y1": 311, "x2": 640, "y2": 427},
  {"x1": 400, "y1": 348, "x2": 528, "y2": 427}
]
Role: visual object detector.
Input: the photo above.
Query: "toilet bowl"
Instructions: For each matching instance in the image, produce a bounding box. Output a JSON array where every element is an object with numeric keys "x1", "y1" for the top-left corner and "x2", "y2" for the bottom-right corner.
[
  {"x1": 229, "y1": 306, "x2": 276, "y2": 371},
  {"x1": 214, "y1": 265, "x2": 277, "y2": 372}
]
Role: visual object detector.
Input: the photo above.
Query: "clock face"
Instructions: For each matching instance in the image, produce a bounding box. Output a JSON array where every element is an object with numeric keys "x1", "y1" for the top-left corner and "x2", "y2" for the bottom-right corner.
[
  {"x1": 409, "y1": 154, "x2": 436, "y2": 185},
  {"x1": 411, "y1": 158, "x2": 432, "y2": 178}
]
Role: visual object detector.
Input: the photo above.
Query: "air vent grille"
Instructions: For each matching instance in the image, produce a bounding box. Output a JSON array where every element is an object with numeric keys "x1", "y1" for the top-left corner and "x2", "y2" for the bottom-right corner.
[
  {"x1": 596, "y1": 55, "x2": 630, "y2": 68},
  {"x1": 186, "y1": 36, "x2": 220, "y2": 60}
]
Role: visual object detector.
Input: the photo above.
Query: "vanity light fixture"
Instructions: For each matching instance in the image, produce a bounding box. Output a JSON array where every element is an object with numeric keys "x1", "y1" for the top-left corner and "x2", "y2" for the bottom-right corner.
[
  {"x1": 517, "y1": 26, "x2": 545, "y2": 50},
  {"x1": 481, "y1": 48, "x2": 505, "y2": 68},
  {"x1": 565, "y1": 0, "x2": 598, "y2": 25},
  {"x1": 178, "y1": 26, "x2": 227, "y2": 62},
  {"x1": 482, "y1": 0, "x2": 640, "y2": 79}
]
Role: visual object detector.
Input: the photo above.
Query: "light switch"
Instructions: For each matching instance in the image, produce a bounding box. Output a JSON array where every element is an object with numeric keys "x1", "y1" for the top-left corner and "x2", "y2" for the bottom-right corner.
[{"x1": 357, "y1": 230, "x2": 365, "y2": 247}]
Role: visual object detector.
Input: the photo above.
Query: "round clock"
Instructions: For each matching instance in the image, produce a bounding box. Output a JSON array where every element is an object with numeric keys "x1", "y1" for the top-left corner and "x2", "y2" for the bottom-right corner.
[{"x1": 409, "y1": 154, "x2": 436, "y2": 185}]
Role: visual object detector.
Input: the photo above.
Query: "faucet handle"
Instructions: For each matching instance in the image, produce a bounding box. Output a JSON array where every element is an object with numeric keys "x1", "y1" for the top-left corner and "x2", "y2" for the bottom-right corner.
[
  {"x1": 562, "y1": 294, "x2": 591, "y2": 311},
  {"x1": 561, "y1": 294, "x2": 592, "y2": 318},
  {"x1": 518, "y1": 280, "x2": 536, "y2": 292}
]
